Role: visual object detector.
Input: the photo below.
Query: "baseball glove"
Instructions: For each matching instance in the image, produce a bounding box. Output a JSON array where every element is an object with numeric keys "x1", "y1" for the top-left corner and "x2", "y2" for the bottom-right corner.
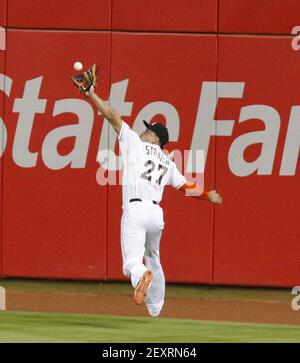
[{"x1": 70, "y1": 64, "x2": 99, "y2": 96}]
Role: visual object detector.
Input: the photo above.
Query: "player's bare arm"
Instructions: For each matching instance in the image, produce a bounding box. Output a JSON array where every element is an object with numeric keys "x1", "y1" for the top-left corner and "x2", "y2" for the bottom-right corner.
[
  {"x1": 179, "y1": 181, "x2": 223, "y2": 205},
  {"x1": 87, "y1": 86, "x2": 122, "y2": 135}
]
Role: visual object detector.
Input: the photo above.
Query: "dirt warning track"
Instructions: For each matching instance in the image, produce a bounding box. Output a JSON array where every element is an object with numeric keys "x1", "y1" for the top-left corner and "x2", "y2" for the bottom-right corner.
[{"x1": 6, "y1": 290, "x2": 300, "y2": 326}]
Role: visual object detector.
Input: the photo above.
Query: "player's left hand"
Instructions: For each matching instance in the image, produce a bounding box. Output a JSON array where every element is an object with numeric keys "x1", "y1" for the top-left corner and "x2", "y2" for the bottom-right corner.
[
  {"x1": 70, "y1": 64, "x2": 99, "y2": 97},
  {"x1": 208, "y1": 190, "x2": 223, "y2": 205}
]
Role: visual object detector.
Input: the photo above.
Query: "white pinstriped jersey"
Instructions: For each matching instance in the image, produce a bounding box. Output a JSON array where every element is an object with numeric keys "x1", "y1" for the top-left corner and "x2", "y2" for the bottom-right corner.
[{"x1": 118, "y1": 121, "x2": 186, "y2": 206}]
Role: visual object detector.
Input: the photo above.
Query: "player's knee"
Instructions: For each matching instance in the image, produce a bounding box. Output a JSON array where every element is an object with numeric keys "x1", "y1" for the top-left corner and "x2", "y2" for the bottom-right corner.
[{"x1": 122, "y1": 257, "x2": 137, "y2": 275}]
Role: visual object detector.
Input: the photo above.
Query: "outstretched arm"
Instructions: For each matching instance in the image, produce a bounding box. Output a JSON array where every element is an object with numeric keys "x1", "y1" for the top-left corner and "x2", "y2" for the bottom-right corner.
[
  {"x1": 87, "y1": 86, "x2": 122, "y2": 135},
  {"x1": 179, "y1": 181, "x2": 223, "y2": 205}
]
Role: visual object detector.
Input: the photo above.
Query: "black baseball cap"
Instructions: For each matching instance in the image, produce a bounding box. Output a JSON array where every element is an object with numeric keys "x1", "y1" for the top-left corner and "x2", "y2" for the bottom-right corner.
[{"x1": 143, "y1": 120, "x2": 169, "y2": 148}]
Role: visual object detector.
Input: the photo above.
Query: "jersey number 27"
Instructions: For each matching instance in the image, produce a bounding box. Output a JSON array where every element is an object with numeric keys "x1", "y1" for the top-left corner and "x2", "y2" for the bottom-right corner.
[{"x1": 140, "y1": 160, "x2": 168, "y2": 186}]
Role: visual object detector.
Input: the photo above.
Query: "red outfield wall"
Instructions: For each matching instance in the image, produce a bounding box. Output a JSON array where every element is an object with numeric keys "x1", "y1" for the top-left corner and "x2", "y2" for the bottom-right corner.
[{"x1": 0, "y1": 0, "x2": 299, "y2": 287}]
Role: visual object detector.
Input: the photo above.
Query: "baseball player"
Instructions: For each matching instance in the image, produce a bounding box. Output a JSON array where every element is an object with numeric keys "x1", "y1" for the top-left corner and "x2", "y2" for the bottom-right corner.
[{"x1": 71, "y1": 67, "x2": 222, "y2": 317}]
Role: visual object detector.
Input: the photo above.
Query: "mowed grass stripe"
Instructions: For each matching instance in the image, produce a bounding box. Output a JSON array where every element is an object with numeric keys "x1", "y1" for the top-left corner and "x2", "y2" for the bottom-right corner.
[{"x1": 0, "y1": 311, "x2": 299, "y2": 343}]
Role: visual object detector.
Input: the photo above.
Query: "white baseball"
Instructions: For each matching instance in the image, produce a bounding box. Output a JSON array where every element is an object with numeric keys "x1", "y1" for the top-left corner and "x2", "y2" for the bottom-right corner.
[{"x1": 73, "y1": 61, "x2": 83, "y2": 71}]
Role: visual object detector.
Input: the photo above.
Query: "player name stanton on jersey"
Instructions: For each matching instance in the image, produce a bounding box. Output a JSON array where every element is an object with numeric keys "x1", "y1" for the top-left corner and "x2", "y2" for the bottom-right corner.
[{"x1": 145, "y1": 144, "x2": 170, "y2": 167}]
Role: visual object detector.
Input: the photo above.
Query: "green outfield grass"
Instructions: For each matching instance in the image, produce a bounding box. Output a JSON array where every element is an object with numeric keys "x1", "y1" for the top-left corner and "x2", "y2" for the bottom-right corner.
[{"x1": 0, "y1": 311, "x2": 299, "y2": 343}]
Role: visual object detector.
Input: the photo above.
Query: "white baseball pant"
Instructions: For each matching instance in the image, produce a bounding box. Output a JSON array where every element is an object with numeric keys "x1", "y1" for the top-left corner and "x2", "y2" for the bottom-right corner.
[{"x1": 121, "y1": 200, "x2": 165, "y2": 316}]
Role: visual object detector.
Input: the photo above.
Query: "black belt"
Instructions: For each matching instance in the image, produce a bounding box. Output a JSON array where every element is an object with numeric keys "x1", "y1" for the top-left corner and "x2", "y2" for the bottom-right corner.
[{"x1": 130, "y1": 198, "x2": 158, "y2": 205}]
